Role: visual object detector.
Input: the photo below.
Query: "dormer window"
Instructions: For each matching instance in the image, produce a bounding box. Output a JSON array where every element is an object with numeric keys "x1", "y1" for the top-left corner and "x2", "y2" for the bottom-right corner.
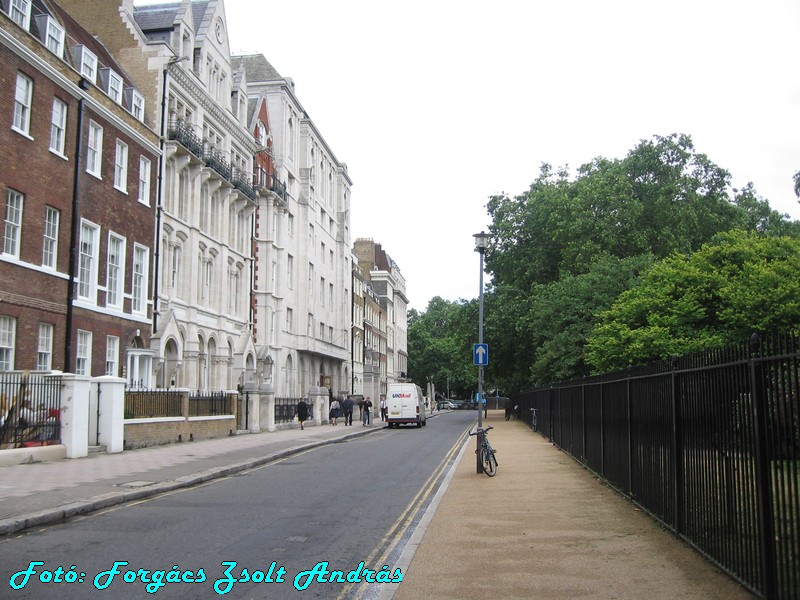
[
  {"x1": 72, "y1": 46, "x2": 98, "y2": 84},
  {"x1": 9, "y1": 0, "x2": 31, "y2": 30},
  {"x1": 34, "y1": 15, "x2": 65, "y2": 58},
  {"x1": 125, "y1": 88, "x2": 145, "y2": 122},
  {"x1": 100, "y1": 68, "x2": 124, "y2": 104}
]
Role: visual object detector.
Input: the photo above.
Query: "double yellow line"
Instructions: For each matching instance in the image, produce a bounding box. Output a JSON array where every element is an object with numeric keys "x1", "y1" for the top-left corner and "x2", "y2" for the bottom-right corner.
[{"x1": 339, "y1": 427, "x2": 470, "y2": 599}]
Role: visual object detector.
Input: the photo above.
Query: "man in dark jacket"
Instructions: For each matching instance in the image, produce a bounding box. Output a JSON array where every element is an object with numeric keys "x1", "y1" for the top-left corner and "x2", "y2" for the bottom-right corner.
[
  {"x1": 342, "y1": 396, "x2": 355, "y2": 426},
  {"x1": 296, "y1": 398, "x2": 309, "y2": 430}
]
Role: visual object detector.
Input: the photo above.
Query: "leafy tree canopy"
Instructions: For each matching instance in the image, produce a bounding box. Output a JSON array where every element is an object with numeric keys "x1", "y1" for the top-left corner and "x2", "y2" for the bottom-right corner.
[{"x1": 585, "y1": 231, "x2": 800, "y2": 372}]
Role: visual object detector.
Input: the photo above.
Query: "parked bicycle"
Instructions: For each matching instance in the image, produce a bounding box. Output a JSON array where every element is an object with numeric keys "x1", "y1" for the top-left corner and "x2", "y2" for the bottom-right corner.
[{"x1": 468, "y1": 425, "x2": 498, "y2": 477}]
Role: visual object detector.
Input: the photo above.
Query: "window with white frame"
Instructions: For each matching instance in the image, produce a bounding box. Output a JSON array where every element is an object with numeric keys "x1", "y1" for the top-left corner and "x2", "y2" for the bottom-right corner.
[
  {"x1": 13, "y1": 72, "x2": 33, "y2": 136},
  {"x1": 170, "y1": 243, "x2": 181, "y2": 291},
  {"x1": 50, "y1": 98, "x2": 67, "y2": 155},
  {"x1": 76, "y1": 330, "x2": 92, "y2": 376},
  {"x1": 44, "y1": 18, "x2": 65, "y2": 57},
  {"x1": 286, "y1": 308, "x2": 293, "y2": 333},
  {"x1": 201, "y1": 256, "x2": 212, "y2": 302},
  {"x1": 130, "y1": 90, "x2": 145, "y2": 122},
  {"x1": 42, "y1": 206, "x2": 59, "y2": 269},
  {"x1": 77, "y1": 47, "x2": 97, "y2": 84},
  {"x1": 106, "y1": 233, "x2": 125, "y2": 308},
  {"x1": 287, "y1": 254, "x2": 294, "y2": 289},
  {"x1": 132, "y1": 244, "x2": 148, "y2": 314},
  {"x1": 78, "y1": 221, "x2": 99, "y2": 301},
  {"x1": 0, "y1": 316, "x2": 15, "y2": 370},
  {"x1": 10, "y1": 0, "x2": 31, "y2": 30},
  {"x1": 107, "y1": 72, "x2": 123, "y2": 105},
  {"x1": 3, "y1": 189, "x2": 23, "y2": 258},
  {"x1": 37, "y1": 323, "x2": 53, "y2": 371},
  {"x1": 106, "y1": 335, "x2": 119, "y2": 376},
  {"x1": 114, "y1": 139, "x2": 128, "y2": 192},
  {"x1": 138, "y1": 156, "x2": 151, "y2": 205},
  {"x1": 86, "y1": 121, "x2": 103, "y2": 177}
]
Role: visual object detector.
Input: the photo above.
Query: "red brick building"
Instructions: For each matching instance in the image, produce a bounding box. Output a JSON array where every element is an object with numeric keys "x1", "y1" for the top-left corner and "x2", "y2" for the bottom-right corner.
[{"x1": 0, "y1": 1, "x2": 159, "y2": 384}]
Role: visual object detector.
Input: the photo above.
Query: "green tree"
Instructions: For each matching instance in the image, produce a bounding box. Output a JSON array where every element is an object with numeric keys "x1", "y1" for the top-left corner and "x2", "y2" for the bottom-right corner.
[{"x1": 586, "y1": 231, "x2": 800, "y2": 372}]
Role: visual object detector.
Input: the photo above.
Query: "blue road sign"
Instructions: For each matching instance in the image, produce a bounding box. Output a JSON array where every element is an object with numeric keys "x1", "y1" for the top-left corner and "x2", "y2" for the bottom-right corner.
[{"x1": 473, "y1": 343, "x2": 489, "y2": 366}]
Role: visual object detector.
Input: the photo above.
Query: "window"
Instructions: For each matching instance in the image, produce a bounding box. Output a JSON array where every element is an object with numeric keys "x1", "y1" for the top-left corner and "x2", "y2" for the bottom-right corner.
[
  {"x1": 114, "y1": 140, "x2": 128, "y2": 191},
  {"x1": 307, "y1": 313, "x2": 313, "y2": 337},
  {"x1": 138, "y1": 157, "x2": 151, "y2": 205},
  {"x1": 132, "y1": 245, "x2": 148, "y2": 314},
  {"x1": 3, "y1": 189, "x2": 23, "y2": 258},
  {"x1": 78, "y1": 221, "x2": 99, "y2": 301},
  {"x1": 50, "y1": 98, "x2": 67, "y2": 155},
  {"x1": 130, "y1": 91, "x2": 145, "y2": 122},
  {"x1": 201, "y1": 257, "x2": 212, "y2": 301},
  {"x1": 287, "y1": 254, "x2": 294, "y2": 289},
  {"x1": 286, "y1": 308, "x2": 293, "y2": 333},
  {"x1": 106, "y1": 336, "x2": 119, "y2": 376},
  {"x1": 13, "y1": 72, "x2": 33, "y2": 136},
  {"x1": 170, "y1": 243, "x2": 181, "y2": 290},
  {"x1": 106, "y1": 234, "x2": 125, "y2": 308},
  {"x1": 10, "y1": 0, "x2": 30, "y2": 30},
  {"x1": 77, "y1": 47, "x2": 98, "y2": 84},
  {"x1": 37, "y1": 323, "x2": 53, "y2": 371},
  {"x1": 271, "y1": 260, "x2": 277, "y2": 292},
  {"x1": 44, "y1": 18, "x2": 65, "y2": 57},
  {"x1": 107, "y1": 72, "x2": 123, "y2": 105},
  {"x1": 0, "y1": 316, "x2": 15, "y2": 370},
  {"x1": 87, "y1": 121, "x2": 103, "y2": 177},
  {"x1": 42, "y1": 206, "x2": 59, "y2": 268},
  {"x1": 76, "y1": 330, "x2": 92, "y2": 376}
]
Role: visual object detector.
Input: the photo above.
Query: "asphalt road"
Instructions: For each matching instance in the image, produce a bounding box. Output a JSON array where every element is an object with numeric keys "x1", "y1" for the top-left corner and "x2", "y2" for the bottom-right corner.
[{"x1": 1, "y1": 410, "x2": 475, "y2": 600}]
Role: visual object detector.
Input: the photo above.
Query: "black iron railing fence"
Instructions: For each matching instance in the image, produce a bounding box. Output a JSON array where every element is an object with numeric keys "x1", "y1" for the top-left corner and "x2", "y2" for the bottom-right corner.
[
  {"x1": 0, "y1": 372, "x2": 62, "y2": 449},
  {"x1": 513, "y1": 331, "x2": 799, "y2": 600},
  {"x1": 125, "y1": 390, "x2": 233, "y2": 419},
  {"x1": 275, "y1": 397, "x2": 305, "y2": 424}
]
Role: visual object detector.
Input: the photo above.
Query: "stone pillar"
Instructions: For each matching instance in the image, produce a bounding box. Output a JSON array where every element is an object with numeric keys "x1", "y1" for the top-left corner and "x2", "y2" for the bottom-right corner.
[
  {"x1": 58, "y1": 373, "x2": 91, "y2": 459},
  {"x1": 241, "y1": 381, "x2": 260, "y2": 433},
  {"x1": 92, "y1": 376, "x2": 126, "y2": 453},
  {"x1": 258, "y1": 383, "x2": 276, "y2": 432},
  {"x1": 309, "y1": 386, "x2": 329, "y2": 426}
]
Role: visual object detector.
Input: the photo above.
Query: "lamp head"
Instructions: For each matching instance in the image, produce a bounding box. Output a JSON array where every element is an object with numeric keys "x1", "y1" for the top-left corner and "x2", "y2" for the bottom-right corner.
[{"x1": 473, "y1": 230, "x2": 490, "y2": 253}]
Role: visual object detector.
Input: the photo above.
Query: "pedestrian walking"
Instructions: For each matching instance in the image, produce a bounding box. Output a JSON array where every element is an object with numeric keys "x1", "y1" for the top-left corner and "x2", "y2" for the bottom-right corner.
[
  {"x1": 357, "y1": 398, "x2": 365, "y2": 423},
  {"x1": 342, "y1": 396, "x2": 354, "y2": 426},
  {"x1": 296, "y1": 398, "x2": 309, "y2": 430},
  {"x1": 379, "y1": 396, "x2": 388, "y2": 422},
  {"x1": 362, "y1": 396, "x2": 373, "y2": 426},
  {"x1": 329, "y1": 398, "x2": 341, "y2": 425},
  {"x1": 505, "y1": 397, "x2": 513, "y2": 421}
]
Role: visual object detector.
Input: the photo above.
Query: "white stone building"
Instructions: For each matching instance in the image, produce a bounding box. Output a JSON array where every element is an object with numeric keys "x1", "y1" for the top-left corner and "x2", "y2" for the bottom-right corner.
[{"x1": 232, "y1": 53, "x2": 353, "y2": 400}]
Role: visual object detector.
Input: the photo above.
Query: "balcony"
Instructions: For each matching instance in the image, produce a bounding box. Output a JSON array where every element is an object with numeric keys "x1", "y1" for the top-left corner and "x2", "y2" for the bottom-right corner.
[
  {"x1": 231, "y1": 168, "x2": 257, "y2": 201},
  {"x1": 167, "y1": 119, "x2": 203, "y2": 158},
  {"x1": 204, "y1": 147, "x2": 232, "y2": 181}
]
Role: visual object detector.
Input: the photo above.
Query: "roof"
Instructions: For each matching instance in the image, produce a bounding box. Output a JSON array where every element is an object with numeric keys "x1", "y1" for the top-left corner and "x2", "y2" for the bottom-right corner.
[{"x1": 230, "y1": 54, "x2": 283, "y2": 83}]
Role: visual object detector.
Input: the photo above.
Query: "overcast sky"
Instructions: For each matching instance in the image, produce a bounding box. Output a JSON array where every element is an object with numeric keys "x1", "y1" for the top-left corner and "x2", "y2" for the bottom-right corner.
[{"x1": 198, "y1": 0, "x2": 798, "y2": 311}]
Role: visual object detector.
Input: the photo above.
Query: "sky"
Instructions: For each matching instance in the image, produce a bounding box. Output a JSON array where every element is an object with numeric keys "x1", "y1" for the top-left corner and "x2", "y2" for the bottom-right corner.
[{"x1": 165, "y1": 0, "x2": 800, "y2": 311}]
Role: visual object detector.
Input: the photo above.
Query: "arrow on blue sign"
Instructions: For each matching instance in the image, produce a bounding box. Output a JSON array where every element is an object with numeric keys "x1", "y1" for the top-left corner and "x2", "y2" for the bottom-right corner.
[{"x1": 473, "y1": 343, "x2": 489, "y2": 366}]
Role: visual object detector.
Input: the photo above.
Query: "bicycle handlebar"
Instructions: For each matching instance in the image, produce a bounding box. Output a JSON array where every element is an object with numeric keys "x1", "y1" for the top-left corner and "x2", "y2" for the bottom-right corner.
[{"x1": 468, "y1": 426, "x2": 493, "y2": 436}]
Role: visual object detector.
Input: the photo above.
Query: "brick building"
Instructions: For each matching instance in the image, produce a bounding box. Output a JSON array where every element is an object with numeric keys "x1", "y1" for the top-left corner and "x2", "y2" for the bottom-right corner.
[{"x1": 0, "y1": 0, "x2": 159, "y2": 382}]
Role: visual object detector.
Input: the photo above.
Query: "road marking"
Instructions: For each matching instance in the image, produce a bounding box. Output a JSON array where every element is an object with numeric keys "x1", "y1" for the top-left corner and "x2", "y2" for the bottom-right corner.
[{"x1": 337, "y1": 428, "x2": 470, "y2": 600}]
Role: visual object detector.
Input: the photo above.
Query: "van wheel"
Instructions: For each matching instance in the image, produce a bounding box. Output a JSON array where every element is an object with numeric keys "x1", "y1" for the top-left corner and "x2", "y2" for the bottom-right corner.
[{"x1": 417, "y1": 421, "x2": 422, "y2": 428}]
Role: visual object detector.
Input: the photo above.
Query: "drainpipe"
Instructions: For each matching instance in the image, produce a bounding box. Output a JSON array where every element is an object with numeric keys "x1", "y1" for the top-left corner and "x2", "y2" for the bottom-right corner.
[
  {"x1": 64, "y1": 79, "x2": 90, "y2": 371},
  {"x1": 153, "y1": 58, "x2": 187, "y2": 333},
  {"x1": 151, "y1": 63, "x2": 169, "y2": 334}
]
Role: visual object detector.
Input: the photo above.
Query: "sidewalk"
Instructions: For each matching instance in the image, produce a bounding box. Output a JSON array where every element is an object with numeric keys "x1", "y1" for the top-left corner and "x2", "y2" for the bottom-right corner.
[
  {"x1": 0, "y1": 410, "x2": 755, "y2": 599},
  {"x1": 0, "y1": 419, "x2": 382, "y2": 535},
  {"x1": 389, "y1": 410, "x2": 756, "y2": 600}
]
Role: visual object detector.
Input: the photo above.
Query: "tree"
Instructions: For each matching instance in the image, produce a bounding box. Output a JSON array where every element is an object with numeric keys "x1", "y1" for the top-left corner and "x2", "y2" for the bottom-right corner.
[{"x1": 585, "y1": 231, "x2": 800, "y2": 372}]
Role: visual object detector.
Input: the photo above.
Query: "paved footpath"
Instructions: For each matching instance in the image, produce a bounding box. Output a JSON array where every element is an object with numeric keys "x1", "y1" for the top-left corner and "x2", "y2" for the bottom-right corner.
[
  {"x1": 0, "y1": 410, "x2": 756, "y2": 599},
  {"x1": 388, "y1": 411, "x2": 756, "y2": 600}
]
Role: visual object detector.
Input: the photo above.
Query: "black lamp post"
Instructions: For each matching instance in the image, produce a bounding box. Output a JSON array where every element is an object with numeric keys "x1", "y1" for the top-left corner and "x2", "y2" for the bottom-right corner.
[{"x1": 473, "y1": 230, "x2": 490, "y2": 473}]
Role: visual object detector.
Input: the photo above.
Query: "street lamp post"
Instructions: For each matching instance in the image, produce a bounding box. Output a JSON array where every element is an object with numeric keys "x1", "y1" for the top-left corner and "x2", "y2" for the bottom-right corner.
[{"x1": 474, "y1": 230, "x2": 490, "y2": 474}]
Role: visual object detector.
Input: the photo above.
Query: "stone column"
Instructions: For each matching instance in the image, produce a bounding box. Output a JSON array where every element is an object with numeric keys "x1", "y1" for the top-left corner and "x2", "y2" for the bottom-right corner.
[
  {"x1": 92, "y1": 376, "x2": 126, "y2": 453},
  {"x1": 308, "y1": 386, "x2": 329, "y2": 426},
  {"x1": 258, "y1": 383, "x2": 276, "y2": 432},
  {"x1": 58, "y1": 373, "x2": 91, "y2": 459}
]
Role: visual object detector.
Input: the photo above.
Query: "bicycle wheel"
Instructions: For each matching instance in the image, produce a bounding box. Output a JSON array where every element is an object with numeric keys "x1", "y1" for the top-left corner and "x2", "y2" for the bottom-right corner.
[{"x1": 481, "y1": 446, "x2": 497, "y2": 477}]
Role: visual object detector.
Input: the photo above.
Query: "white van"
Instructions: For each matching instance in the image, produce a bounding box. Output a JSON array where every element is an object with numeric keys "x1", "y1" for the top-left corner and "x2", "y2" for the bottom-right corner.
[{"x1": 387, "y1": 382, "x2": 427, "y2": 428}]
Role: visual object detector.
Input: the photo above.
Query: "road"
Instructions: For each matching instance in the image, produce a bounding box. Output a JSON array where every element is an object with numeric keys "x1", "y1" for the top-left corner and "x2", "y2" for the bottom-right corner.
[{"x1": 1, "y1": 410, "x2": 476, "y2": 600}]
